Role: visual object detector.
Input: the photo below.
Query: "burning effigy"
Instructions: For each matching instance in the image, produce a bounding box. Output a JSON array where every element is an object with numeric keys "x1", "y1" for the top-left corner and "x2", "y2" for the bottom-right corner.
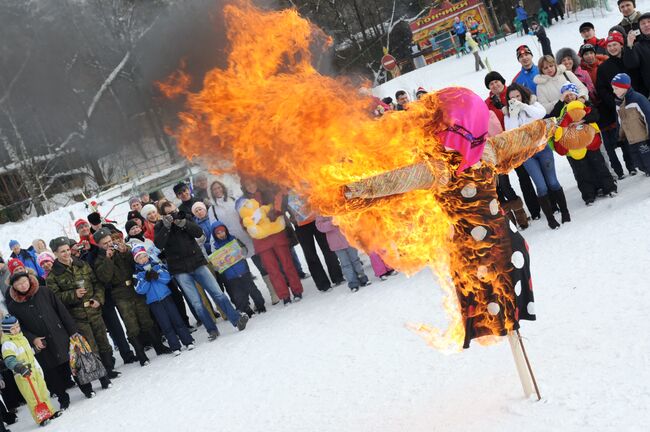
[{"x1": 159, "y1": 1, "x2": 553, "y2": 392}]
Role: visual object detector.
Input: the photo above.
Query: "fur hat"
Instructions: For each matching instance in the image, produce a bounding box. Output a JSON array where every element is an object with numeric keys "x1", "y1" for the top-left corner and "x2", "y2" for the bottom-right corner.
[
  {"x1": 140, "y1": 204, "x2": 157, "y2": 220},
  {"x1": 49, "y1": 236, "x2": 70, "y2": 252},
  {"x1": 555, "y1": 47, "x2": 580, "y2": 72},
  {"x1": 1, "y1": 315, "x2": 18, "y2": 333},
  {"x1": 484, "y1": 71, "x2": 505, "y2": 89},
  {"x1": 37, "y1": 251, "x2": 55, "y2": 267},
  {"x1": 87, "y1": 212, "x2": 102, "y2": 226},
  {"x1": 611, "y1": 73, "x2": 632, "y2": 89},
  {"x1": 7, "y1": 259, "x2": 24, "y2": 275}
]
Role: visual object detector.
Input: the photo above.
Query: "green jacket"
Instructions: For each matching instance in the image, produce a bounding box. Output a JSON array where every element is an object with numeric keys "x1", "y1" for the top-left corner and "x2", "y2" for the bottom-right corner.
[
  {"x1": 93, "y1": 249, "x2": 137, "y2": 301},
  {"x1": 46, "y1": 258, "x2": 105, "y2": 322}
]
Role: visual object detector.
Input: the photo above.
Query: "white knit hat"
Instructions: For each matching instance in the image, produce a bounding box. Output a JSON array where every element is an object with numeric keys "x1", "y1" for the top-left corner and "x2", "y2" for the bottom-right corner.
[{"x1": 140, "y1": 204, "x2": 157, "y2": 219}]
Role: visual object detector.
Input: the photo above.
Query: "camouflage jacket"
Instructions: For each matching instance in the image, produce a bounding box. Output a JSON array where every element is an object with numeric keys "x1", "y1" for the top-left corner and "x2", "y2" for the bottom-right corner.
[{"x1": 46, "y1": 258, "x2": 105, "y2": 321}]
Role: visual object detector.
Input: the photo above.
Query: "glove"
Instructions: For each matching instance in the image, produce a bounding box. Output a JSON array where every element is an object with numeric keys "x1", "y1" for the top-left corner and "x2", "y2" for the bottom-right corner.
[
  {"x1": 144, "y1": 270, "x2": 159, "y2": 281},
  {"x1": 490, "y1": 94, "x2": 504, "y2": 109},
  {"x1": 162, "y1": 214, "x2": 173, "y2": 229},
  {"x1": 174, "y1": 218, "x2": 187, "y2": 228},
  {"x1": 15, "y1": 363, "x2": 30, "y2": 377}
]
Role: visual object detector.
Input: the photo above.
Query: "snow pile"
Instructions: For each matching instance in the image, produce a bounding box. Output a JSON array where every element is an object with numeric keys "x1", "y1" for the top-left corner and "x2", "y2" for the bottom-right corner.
[{"x1": 6, "y1": 2, "x2": 650, "y2": 431}]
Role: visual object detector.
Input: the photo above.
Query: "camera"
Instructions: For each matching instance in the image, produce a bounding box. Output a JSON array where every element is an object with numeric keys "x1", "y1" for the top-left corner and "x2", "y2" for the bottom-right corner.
[
  {"x1": 112, "y1": 244, "x2": 120, "y2": 250},
  {"x1": 633, "y1": 29, "x2": 641, "y2": 36},
  {"x1": 173, "y1": 211, "x2": 186, "y2": 220}
]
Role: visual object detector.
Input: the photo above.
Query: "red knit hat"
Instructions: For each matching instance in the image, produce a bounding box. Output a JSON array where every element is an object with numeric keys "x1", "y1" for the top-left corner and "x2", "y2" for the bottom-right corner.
[
  {"x1": 606, "y1": 31, "x2": 624, "y2": 46},
  {"x1": 7, "y1": 258, "x2": 24, "y2": 275},
  {"x1": 74, "y1": 218, "x2": 89, "y2": 231}
]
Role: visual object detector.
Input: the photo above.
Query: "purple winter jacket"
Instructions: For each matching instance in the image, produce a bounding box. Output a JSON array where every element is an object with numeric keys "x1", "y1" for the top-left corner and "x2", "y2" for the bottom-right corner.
[{"x1": 315, "y1": 216, "x2": 350, "y2": 251}]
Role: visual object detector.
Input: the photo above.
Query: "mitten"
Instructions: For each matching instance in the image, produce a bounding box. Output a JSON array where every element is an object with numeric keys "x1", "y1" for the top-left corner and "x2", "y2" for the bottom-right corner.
[
  {"x1": 15, "y1": 363, "x2": 30, "y2": 377},
  {"x1": 162, "y1": 215, "x2": 173, "y2": 229}
]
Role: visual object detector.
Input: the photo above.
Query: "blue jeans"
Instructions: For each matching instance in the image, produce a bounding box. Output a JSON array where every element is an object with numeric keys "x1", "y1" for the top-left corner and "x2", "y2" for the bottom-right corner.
[
  {"x1": 335, "y1": 248, "x2": 368, "y2": 289},
  {"x1": 523, "y1": 145, "x2": 561, "y2": 196},
  {"x1": 174, "y1": 265, "x2": 242, "y2": 334},
  {"x1": 149, "y1": 296, "x2": 194, "y2": 351}
]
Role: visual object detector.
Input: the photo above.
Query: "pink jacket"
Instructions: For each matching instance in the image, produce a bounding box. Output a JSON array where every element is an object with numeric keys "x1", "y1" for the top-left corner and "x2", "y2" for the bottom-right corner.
[{"x1": 315, "y1": 216, "x2": 350, "y2": 251}]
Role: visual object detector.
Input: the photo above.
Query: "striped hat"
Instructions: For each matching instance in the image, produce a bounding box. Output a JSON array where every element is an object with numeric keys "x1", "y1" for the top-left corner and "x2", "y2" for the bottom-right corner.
[
  {"x1": 1, "y1": 315, "x2": 18, "y2": 333},
  {"x1": 131, "y1": 244, "x2": 148, "y2": 261},
  {"x1": 611, "y1": 73, "x2": 631, "y2": 89}
]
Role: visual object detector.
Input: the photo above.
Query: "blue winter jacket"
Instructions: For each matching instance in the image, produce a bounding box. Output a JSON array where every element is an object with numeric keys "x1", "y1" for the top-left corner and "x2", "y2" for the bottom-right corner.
[
  {"x1": 134, "y1": 260, "x2": 172, "y2": 305},
  {"x1": 10, "y1": 248, "x2": 44, "y2": 278},
  {"x1": 516, "y1": 6, "x2": 528, "y2": 21},
  {"x1": 194, "y1": 216, "x2": 213, "y2": 254},
  {"x1": 453, "y1": 21, "x2": 467, "y2": 36},
  {"x1": 210, "y1": 221, "x2": 250, "y2": 281},
  {"x1": 513, "y1": 65, "x2": 540, "y2": 94}
]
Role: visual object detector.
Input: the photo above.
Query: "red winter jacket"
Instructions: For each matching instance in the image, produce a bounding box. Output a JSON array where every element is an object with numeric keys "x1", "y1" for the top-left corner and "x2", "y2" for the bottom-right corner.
[
  {"x1": 484, "y1": 88, "x2": 508, "y2": 129},
  {"x1": 580, "y1": 54, "x2": 608, "y2": 89}
]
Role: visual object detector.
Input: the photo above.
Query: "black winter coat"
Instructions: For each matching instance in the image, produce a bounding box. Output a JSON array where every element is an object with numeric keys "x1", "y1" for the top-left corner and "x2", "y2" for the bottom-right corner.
[
  {"x1": 153, "y1": 219, "x2": 207, "y2": 275},
  {"x1": 6, "y1": 280, "x2": 78, "y2": 370},
  {"x1": 623, "y1": 34, "x2": 650, "y2": 97},
  {"x1": 595, "y1": 56, "x2": 632, "y2": 128}
]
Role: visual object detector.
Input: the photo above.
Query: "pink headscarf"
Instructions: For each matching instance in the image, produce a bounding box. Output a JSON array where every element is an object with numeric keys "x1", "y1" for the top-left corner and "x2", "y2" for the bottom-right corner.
[{"x1": 435, "y1": 87, "x2": 489, "y2": 174}]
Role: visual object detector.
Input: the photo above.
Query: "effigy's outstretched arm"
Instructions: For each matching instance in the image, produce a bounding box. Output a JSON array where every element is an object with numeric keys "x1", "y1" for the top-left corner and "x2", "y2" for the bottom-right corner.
[
  {"x1": 481, "y1": 118, "x2": 557, "y2": 174},
  {"x1": 342, "y1": 160, "x2": 448, "y2": 200}
]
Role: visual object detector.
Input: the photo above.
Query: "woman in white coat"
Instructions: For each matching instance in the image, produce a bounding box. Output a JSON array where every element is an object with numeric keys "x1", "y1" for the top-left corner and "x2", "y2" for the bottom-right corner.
[
  {"x1": 503, "y1": 83, "x2": 570, "y2": 229},
  {"x1": 208, "y1": 180, "x2": 279, "y2": 304},
  {"x1": 533, "y1": 55, "x2": 588, "y2": 114}
]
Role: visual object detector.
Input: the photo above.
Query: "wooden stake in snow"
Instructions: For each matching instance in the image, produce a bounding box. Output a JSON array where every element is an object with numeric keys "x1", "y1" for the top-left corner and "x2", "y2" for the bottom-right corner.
[{"x1": 507, "y1": 330, "x2": 541, "y2": 400}]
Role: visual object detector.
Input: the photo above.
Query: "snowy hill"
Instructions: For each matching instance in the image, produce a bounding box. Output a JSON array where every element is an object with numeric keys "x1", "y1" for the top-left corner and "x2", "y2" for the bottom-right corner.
[{"x1": 6, "y1": 1, "x2": 650, "y2": 431}]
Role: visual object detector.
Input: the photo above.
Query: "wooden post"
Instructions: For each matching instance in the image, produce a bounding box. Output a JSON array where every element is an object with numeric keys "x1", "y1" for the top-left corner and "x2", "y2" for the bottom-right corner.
[{"x1": 507, "y1": 330, "x2": 541, "y2": 400}]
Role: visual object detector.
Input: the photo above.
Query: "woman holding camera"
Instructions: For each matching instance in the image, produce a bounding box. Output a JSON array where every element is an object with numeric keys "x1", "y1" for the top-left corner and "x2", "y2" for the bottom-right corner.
[{"x1": 503, "y1": 83, "x2": 570, "y2": 229}]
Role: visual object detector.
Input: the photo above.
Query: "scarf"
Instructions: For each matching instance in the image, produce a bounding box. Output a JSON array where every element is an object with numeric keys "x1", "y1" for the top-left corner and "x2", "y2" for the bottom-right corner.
[{"x1": 9, "y1": 276, "x2": 40, "y2": 303}]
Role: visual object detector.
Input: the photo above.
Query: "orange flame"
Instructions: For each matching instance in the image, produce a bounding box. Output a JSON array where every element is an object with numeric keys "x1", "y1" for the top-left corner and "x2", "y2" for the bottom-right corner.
[{"x1": 160, "y1": 0, "x2": 509, "y2": 352}]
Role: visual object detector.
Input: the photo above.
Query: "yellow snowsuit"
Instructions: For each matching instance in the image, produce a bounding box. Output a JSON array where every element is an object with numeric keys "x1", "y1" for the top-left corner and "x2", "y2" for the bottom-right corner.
[{"x1": 1, "y1": 331, "x2": 55, "y2": 424}]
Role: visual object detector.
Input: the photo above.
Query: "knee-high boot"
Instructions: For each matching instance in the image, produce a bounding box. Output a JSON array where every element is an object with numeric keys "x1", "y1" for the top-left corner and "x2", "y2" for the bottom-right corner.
[
  {"x1": 539, "y1": 195, "x2": 560, "y2": 229},
  {"x1": 551, "y1": 187, "x2": 571, "y2": 223}
]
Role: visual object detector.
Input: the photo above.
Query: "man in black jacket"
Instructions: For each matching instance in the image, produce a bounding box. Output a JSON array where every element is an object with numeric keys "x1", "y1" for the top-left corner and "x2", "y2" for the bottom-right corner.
[
  {"x1": 595, "y1": 32, "x2": 637, "y2": 177},
  {"x1": 174, "y1": 182, "x2": 198, "y2": 216},
  {"x1": 623, "y1": 12, "x2": 650, "y2": 97},
  {"x1": 153, "y1": 201, "x2": 249, "y2": 341}
]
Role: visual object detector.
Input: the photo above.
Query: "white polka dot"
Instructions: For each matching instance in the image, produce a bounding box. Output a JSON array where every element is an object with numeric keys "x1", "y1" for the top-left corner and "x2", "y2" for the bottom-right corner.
[
  {"x1": 511, "y1": 251, "x2": 525, "y2": 269},
  {"x1": 527, "y1": 301, "x2": 535, "y2": 315},
  {"x1": 461, "y1": 182, "x2": 477, "y2": 198},
  {"x1": 477, "y1": 265, "x2": 489, "y2": 280},
  {"x1": 509, "y1": 220, "x2": 518, "y2": 233},
  {"x1": 470, "y1": 226, "x2": 488, "y2": 241},
  {"x1": 489, "y1": 199, "x2": 499, "y2": 216},
  {"x1": 514, "y1": 280, "x2": 522, "y2": 296},
  {"x1": 487, "y1": 302, "x2": 500, "y2": 315}
]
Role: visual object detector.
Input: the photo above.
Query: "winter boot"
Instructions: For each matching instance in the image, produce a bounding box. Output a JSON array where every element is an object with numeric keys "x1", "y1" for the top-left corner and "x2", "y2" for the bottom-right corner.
[
  {"x1": 57, "y1": 392, "x2": 70, "y2": 411},
  {"x1": 262, "y1": 275, "x2": 280, "y2": 305},
  {"x1": 129, "y1": 338, "x2": 150, "y2": 366},
  {"x1": 100, "y1": 352, "x2": 121, "y2": 379},
  {"x1": 538, "y1": 195, "x2": 560, "y2": 229},
  {"x1": 99, "y1": 376, "x2": 112, "y2": 390},
  {"x1": 509, "y1": 197, "x2": 529, "y2": 229},
  {"x1": 121, "y1": 350, "x2": 137, "y2": 365},
  {"x1": 551, "y1": 187, "x2": 571, "y2": 223}
]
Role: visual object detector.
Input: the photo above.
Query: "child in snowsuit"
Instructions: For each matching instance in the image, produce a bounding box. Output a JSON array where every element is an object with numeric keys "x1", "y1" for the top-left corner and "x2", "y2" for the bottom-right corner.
[
  {"x1": 315, "y1": 216, "x2": 370, "y2": 292},
  {"x1": 210, "y1": 222, "x2": 266, "y2": 316},
  {"x1": 548, "y1": 82, "x2": 617, "y2": 204},
  {"x1": 612, "y1": 73, "x2": 650, "y2": 175},
  {"x1": 1, "y1": 315, "x2": 59, "y2": 426},
  {"x1": 133, "y1": 246, "x2": 194, "y2": 356}
]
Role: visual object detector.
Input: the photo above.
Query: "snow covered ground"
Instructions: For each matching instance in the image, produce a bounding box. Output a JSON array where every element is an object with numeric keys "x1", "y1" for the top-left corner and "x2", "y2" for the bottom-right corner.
[{"x1": 6, "y1": 1, "x2": 650, "y2": 431}]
